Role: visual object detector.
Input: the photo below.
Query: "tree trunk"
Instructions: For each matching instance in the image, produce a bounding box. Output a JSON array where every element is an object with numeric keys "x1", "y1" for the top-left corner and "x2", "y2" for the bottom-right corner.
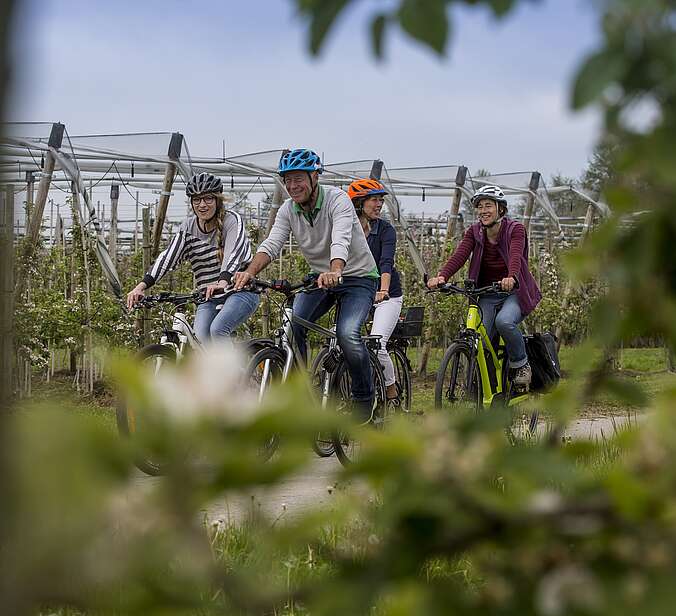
[
  {"x1": 0, "y1": 184, "x2": 14, "y2": 409},
  {"x1": 417, "y1": 340, "x2": 432, "y2": 377}
]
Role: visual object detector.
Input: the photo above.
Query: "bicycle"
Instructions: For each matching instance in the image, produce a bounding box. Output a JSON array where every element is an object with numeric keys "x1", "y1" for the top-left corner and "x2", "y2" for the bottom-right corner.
[
  {"x1": 245, "y1": 276, "x2": 387, "y2": 466},
  {"x1": 431, "y1": 280, "x2": 539, "y2": 434},
  {"x1": 324, "y1": 304, "x2": 422, "y2": 414},
  {"x1": 117, "y1": 288, "x2": 271, "y2": 475}
]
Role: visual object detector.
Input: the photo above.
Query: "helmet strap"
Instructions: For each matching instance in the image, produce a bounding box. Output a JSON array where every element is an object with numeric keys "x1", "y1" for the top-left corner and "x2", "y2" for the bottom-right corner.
[{"x1": 298, "y1": 172, "x2": 318, "y2": 208}]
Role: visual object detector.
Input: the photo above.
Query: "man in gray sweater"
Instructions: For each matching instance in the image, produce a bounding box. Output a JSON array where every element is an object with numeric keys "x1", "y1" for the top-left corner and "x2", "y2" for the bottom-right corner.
[{"x1": 233, "y1": 148, "x2": 379, "y2": 419}]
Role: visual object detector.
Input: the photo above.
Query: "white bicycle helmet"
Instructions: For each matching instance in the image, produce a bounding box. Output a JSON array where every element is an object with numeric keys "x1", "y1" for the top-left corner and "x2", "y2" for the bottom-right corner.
[
  {"x1": 471, "y1": 184, "x2": 508, "y2": 228},
  {"x1": 470, "y1": 184, "x2": 507, "y2": 207}
]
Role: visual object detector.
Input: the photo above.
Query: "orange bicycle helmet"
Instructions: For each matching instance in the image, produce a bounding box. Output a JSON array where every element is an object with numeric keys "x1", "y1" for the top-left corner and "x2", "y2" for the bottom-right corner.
[{"x1": 347, "y1": 178, "x2": 388, "y2": 201}]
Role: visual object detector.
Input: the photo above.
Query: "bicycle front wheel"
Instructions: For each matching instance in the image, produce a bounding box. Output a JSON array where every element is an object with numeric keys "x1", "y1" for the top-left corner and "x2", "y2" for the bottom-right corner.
[
  {"x1": 434, "y1": 342, "x2": 482, "y2": 411},
  {"x1": 116, "y1": 343, "x2": 176, "y2": 476},
  {"x1": 332, "y1": 350, "x2": 387, "y2": 466},
  {"x1": 246, "y1": 346, "x2": 286, "y2": 460}
]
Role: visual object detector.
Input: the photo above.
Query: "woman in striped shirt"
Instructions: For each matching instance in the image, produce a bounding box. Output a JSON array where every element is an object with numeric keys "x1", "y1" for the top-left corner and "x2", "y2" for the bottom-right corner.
[{"x1": 126, "y1": 172, "x2": 259, "y2": 342}]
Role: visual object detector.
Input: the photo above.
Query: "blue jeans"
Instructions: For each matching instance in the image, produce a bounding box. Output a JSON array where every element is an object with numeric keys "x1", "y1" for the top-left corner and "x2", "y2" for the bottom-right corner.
[
  {"x1": 194, "y1": 290, "x2": 260, "y2": 342},
  {"x1": 292, "y1": 276, "x2": 377, "y2": 413},
  {"x1": 478, "y1": 292, "x2": 528, "y2": 369}
]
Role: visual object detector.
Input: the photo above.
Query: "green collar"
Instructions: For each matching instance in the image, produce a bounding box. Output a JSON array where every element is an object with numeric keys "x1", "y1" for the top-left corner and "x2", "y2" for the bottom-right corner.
[{"x1": 293, "y1": 184, "x2": 324, "y2": 221}]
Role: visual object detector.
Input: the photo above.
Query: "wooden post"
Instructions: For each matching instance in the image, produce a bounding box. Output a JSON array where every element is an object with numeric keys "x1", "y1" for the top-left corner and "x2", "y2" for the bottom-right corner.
[
  {"x1": 109, "y1": 184, "x2": 119, "y2": 262},
  {"x1": 1, "y1": 185, "x2": 14, "y2": 409},
  {"x1": 554, "y1": 201, "x2": 597, "y2": 349},
  {"x1": 522, "y1": 172, "x2": 541, "y2": 241},
  {"x1": 49, "y1": 198, "x2": 54, "y2": 246},
  {"x1": 25, "y1": 170, "x2": 35, "y2": 228},
  {"x1": 446, "y1": 166, "x2": 467, "y2": 243},
  {"x1": 265, "y1": 178, "x2": 287, "y2": 237},
  {"x1": 16, "y1": 125, "x2": 62, "y2": 300},
  {"x1": 151, "y1": 132, "x2": 182, "y2": 258}
]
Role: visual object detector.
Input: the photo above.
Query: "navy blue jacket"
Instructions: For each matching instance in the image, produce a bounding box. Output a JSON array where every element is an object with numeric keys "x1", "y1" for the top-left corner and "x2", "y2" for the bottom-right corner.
[{"x1": 366, "y1": 218, "x2": 402, "y2": 298}]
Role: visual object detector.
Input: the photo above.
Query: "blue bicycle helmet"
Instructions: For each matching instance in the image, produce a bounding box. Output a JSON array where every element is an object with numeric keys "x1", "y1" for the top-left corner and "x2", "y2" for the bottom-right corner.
[{"x1": 278, "y1": 148, "x2": 323, "y2": 176}]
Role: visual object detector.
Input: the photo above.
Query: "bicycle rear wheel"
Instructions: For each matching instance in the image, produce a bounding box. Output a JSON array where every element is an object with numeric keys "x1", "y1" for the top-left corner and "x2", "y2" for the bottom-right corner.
[
  {"x1": 246, "y1": 347, "x2": 286, "y2": 460},
  {"x1": 389, "y1": 344, "x2": 412, "y2": 410},
  {"x1": 434, "y1": 342, "x2": 482, "y2": 411},
  {"x1": 332, "y1": 351, "x2": 387, "y2": 466},
  {"x1": 116, "y1": 344, "x2": 176, "y2": 476}
]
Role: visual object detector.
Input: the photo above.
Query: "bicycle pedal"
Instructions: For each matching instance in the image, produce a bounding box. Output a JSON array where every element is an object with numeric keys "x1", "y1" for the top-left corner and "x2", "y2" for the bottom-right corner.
[{"x1": 512, "y1": 383, "x2": 529, "y2": 394}]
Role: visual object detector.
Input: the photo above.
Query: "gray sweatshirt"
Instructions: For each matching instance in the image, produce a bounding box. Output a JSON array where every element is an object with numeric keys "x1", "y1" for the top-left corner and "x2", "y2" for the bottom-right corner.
[{"x1": 257, "y1": 185, "x2": 378, "y2": 278}]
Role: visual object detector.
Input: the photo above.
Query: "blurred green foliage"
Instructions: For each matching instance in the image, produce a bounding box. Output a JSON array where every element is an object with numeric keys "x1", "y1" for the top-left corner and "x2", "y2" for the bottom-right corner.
[{"x1": 4, "y1": 0, "x2": 676, "y2": 614}]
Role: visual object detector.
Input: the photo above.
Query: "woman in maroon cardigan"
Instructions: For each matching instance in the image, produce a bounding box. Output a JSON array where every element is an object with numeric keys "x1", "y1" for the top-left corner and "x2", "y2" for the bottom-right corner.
[{"x1": 427, "y1": 185, "x2": 541, "y2": 386}]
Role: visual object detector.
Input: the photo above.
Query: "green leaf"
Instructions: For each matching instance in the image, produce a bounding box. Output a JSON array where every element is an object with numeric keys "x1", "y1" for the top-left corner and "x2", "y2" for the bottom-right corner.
[
  {"x1": 572, "y1": 48, "x2": 626, "y2": 109},
  {"x1": 371, "y1": 13, "x2": 388, "y2": 59},
  {"x1": 488, "y1": 0, "x2": 518, "y2": 18},
  {"x1": 398, "y1": 0, "x2": 449, "y2": 55},
  {"x1": 304, "y1": 0, "x2": 351, "y2": 56}
]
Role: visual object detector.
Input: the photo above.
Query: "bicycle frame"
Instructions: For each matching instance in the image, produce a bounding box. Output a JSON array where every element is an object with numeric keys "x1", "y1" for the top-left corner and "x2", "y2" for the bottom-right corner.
[
  {"x1": 271, "y1": 297, "x2": 342, "y2": 407},
  {"x1": 464, "y1": 301, "x2": 529, "y2": 408}
]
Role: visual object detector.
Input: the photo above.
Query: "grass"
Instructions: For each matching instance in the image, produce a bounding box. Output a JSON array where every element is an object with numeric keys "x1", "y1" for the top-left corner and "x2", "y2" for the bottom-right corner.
[{"x1": 22, "y1": 374, "x2": 118, "y2": 433}]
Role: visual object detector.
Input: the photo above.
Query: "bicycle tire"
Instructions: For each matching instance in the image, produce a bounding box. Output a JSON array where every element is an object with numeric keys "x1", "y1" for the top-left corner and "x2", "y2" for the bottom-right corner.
[
  {"x1": 332, "y1": 350, "x2": 387, "y2": 466},
  {"x1": 246, "y1": 346, "x2": 286, "y2": 461},
  {"x1": 434, "y1": 342, "x2": 482, "y2": 411},
  {"x1": 116, "y1": 344, "x2": 176, "y2": 476},
  {"x1": 389, "y1": 345, "x2": 412, "y2": 411},
  {"x1": 309, "y1": 346, "x2": 336, "y2": 457},
  {"x1": 501, "y1": 363, "x2": 540, "y2": 439}
]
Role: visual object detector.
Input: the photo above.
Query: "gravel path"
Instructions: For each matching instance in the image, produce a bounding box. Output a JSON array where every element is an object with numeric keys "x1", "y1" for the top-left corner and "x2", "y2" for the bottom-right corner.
[{"x1": 130, "y1": 413, "x2": 647, "y2": 525}]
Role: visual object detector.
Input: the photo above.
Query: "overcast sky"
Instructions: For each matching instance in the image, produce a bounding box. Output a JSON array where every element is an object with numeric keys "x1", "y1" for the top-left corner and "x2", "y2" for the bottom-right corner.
[{"x1": 8, "y1": 0, "x2": 601, "y2": 183}]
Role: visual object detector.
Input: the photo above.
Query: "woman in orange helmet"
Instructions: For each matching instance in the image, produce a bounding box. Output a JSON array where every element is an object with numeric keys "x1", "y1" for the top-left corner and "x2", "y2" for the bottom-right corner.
[{"x1": 348, "y1": 178, "x2": 404, "y2": 406}]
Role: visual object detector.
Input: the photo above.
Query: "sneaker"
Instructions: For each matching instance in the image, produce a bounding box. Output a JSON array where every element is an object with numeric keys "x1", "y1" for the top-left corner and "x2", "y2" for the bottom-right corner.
[{"x1": 513, "y1": 362, "x2": 532, "y2": 386}]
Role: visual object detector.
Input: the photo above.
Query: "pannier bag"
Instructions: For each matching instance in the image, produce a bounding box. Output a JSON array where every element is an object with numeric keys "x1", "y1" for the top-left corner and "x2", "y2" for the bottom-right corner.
[{"x1": 524, "y1": 332, "x2": 561, "y2": 392}]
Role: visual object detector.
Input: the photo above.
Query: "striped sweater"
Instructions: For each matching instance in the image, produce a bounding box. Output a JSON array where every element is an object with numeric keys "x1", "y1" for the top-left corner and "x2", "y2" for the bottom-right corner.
[{"x1": 142, "y1": 211, "x2": 252, "y2": 290}]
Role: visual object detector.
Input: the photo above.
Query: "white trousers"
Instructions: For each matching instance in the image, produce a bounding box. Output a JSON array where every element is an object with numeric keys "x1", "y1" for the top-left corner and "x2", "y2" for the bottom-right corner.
[{"x1": 371, "y1": 295, "x2": 404, "y2": 387}]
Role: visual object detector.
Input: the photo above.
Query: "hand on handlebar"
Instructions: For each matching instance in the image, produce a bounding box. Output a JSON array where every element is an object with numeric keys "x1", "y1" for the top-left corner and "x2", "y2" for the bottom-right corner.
[
  {"x1": 205, "y1": 279, "x2": 228, "y2": 300},
  {"x1": 126, "y1": 283, "x2": 147, "y2": 311},
  {"x1": 317, "y1": 271, "x2": 342, "y2": 289},
  {"x1": 233, "y1": 270, "x2": 254, "y2": 291},
  {"x1": 499, "y1": 276, "x2": 518, "y2": 292},
  {"x1": 426, "y1": 276, "x2": 446, "y2": 289}
]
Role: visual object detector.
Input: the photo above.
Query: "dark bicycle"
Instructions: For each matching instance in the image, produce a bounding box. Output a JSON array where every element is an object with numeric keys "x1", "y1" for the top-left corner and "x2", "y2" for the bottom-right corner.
[{"x1": 245, "y1": 276, "x2": 387, "y2": 466}]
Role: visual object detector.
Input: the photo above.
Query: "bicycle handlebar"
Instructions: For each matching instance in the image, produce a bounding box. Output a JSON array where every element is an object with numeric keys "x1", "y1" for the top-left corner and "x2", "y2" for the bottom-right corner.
[
  {"x1": 428, "y1": 281, "x2": 509, "y2": 298},
  {"x1": 250, "y1": 275, "x2": 319, "y2": 296},
  {"x1": 132, "y1": 287, "x2": 234, "y2": 310}
]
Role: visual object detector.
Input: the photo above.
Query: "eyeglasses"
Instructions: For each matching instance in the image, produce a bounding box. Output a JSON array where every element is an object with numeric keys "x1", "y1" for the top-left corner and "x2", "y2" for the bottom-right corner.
[{"x1": 191, "y1": 195, "x2": 216, "y2": 206}]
